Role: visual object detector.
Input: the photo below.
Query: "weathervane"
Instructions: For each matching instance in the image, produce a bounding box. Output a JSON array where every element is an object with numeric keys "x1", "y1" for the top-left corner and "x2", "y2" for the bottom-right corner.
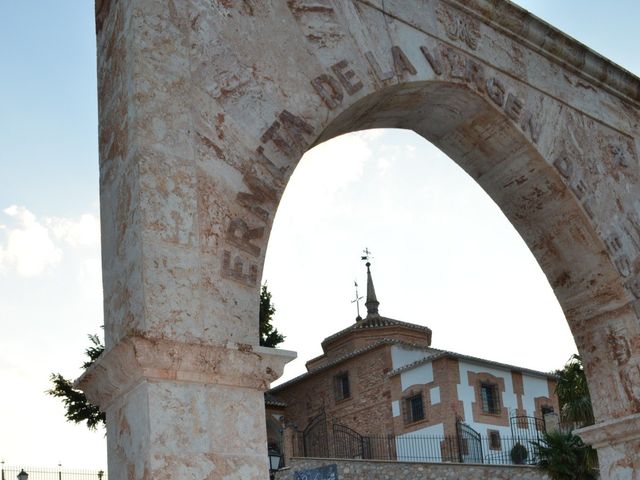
[
  {"x1": 351, "y1": 280, "x2": 363, "y2": 321},
  {"x1": 361, "y1": 247, "x2": 373, "y2": 265}
]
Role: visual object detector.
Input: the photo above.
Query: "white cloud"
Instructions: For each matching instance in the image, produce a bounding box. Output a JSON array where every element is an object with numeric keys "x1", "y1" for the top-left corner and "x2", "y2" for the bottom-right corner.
[
  {"x1": 290, "y1": 131, "x2": 372, "y2": 197},
  {"x1": 47, "y1": 213, "x2": 100, "y2": 248},
  {"x1": 0, "y1": 206, "x2": 100, "y2": 277},
  {"x1": 0, "y1": 205, "x2": 62, "y2": 277}
]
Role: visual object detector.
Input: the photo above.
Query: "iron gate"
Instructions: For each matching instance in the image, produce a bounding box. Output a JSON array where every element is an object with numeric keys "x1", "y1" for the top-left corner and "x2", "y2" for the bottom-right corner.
[
  {"x1": 456, "y1": 419, "x2": 483, "y2": 463},
  {"x1": 333, "y1": 423, "x2": 370, "y2": 459},
  {"x1": 303, "y1": 412, "x2": 329, "y2": 458}
]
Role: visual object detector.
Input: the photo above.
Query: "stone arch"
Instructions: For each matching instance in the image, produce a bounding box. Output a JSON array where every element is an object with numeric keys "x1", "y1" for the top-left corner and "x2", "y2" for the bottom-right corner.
[
  {"x1": 81, "y1": 1, "x2": 640, "y2": 478},
  {"x1": 289, "y1": 76, "x2": 636, "y2": 424}
]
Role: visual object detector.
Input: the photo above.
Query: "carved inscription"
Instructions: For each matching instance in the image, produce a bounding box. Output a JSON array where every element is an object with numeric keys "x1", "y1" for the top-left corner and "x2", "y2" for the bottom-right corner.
[
  {"x1": 236, "y1": 173, "x2": 278, "y2": 223},
  {"x1": 261, "y1": 109, "x2": 314, "y2": 158},
  {"x1": 438, "y1": 47, "x2": 543, "y2": 143},
  {"x1": 391, "y1": 45, "x2": 417, "y2": 77},
  {"x1": 286, "y1": 0, "x2": 334, "y2": 15},
  {"x1": 420, "y1": 46, "x2": 443, "y2": 75},
  {"x1": 436, "y1": 5, "x2": 481, "y2": 50},
  {"x1": 285, "y1": 1, "x2": 342, "y2": 48},
  {"x1": 552, "y1": 133, "x2": 640, "y2": 314},
  {"x1": 331, "y1": 59, "x2": 363, "y2": 95},
  {"x1": 606, "y1": 327, "x2": 640, "y2": 411},
  {"x1": 222, "y1": 109, "x2": 315, "y2": 287},
  {"x1": 309, "y1": 46, "x2": 543, "y2": 145},
  {"x1": 226, "y1": 218, "x2": 264, "y2": 257},
  {"x1": 552, "y1": 153, "x2": 596, "y2": 219},
  {"x1": 622, "y1": 210, "x2": 640, "y2": 315},
  {"x1": 365, "y1": 51, "x2": 394, "y2": 83},
  {"x1": 605, "y1": 234, "x2": 632, "y2": 278},
  {"x1": 311, "y1": 74, "x2": 344, "y2": 109},
  {"x1": 222, "y1": 250, "x2": 258, "y2": 286}
]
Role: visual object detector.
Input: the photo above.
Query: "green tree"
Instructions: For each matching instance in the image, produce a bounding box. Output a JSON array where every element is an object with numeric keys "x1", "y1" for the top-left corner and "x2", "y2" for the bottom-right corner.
[
  {"x1": 49, "y1": 285, "x2": 284, "y2": 429},
  {"x1": 554, "y1": 354, "x2": 594, "y2": 428},
  {"x1": 259, "y1": 284, "x2": 285, "y2": 348},
  {"x1": 532, "y1": 430, "x2": 598, "y2": 480},
  {"x1": 47, "y1": 334, "x2": 106, "y2": 430},
  {"x1": 531, "y1": 355, "x2": 598, "y2": 479}
]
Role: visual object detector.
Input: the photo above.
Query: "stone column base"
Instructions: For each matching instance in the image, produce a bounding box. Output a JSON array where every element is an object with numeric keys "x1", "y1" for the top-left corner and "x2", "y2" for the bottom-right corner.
[
  {"x1": 577, "y1": 413, "x2": 640, "y2": 479},
  {"x1": 76, "y1": 336, "x2": 296, "y2": 479}
]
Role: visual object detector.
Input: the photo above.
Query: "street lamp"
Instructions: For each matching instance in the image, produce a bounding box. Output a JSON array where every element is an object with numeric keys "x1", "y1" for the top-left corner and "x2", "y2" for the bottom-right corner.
[
  {"x1": 268, "y1": 449, "x2": 282, "y2": 480},
  {"x1": 17, "y1": 470, "x2": 28, "y2": 480}
]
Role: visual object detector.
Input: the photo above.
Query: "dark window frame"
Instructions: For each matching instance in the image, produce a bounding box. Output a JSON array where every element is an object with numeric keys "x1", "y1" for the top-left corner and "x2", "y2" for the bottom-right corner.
[
  {"x1": 488, "y1": 430, "x2": 502, "y2": 450},
  {"x1": 334, "y1": 371, "x2": 351, "y2": 401},
  {"x1": 403, "y1": 392, "x2": 425, "y2": 424},
  {"x1": 541, "y1": 404, "x2": 555, "y2": 415},
  {"x1": 480, "y1": 382, "x2": 501, "y2": 414}
]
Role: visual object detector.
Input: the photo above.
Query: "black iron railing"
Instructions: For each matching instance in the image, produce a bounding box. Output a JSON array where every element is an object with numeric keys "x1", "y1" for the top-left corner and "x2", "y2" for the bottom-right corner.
[
  {"x1": 292, "y1": 430, "x2": 541, "y2": 465},
  {"x1": 0, "y1": 465, "x2": 106, "y2": 480}
]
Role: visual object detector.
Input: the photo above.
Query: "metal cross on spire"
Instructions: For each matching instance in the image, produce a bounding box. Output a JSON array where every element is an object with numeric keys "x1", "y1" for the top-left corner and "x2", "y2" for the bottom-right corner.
[
  {"x1": 351, "y1": 280, "x2": 364, "y2": 321},
  {"x1": 361, "y1": 247, "x2": 373, "y2": 264}
]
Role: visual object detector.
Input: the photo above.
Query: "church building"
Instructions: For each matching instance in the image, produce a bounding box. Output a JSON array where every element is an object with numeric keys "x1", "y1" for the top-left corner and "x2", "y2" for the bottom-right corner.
[{"x1": 266, "y1": 262, "x2": 559, "y2": 465}]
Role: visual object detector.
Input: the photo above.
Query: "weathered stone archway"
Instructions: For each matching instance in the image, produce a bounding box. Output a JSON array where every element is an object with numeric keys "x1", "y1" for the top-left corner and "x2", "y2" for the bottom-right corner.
[{"x1": 79, "y1": 1, "x2": 640, "y2": 478}]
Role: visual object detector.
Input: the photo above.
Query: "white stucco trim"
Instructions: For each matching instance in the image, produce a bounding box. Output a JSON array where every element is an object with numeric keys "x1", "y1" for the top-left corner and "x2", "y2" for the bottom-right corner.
[
  {"x1": 391, "y1": 345, "x2": 430, "y2": 370},
  {"x1": 401, "y1": 362, "x2": 434, "y2": 391},
  {"x1": 430, "y1": 386, "x2": 441, "y2": 405}
]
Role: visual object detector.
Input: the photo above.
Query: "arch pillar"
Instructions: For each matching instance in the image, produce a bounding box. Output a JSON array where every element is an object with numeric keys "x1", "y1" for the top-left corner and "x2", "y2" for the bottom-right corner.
[
  {"x1": 77, "y1": 337, "x2": 295, "y2": 478},
  {"x1": 578, "y1": 415, "x2": 640, "y2": 478},
  {"x1": 87, "y1": 0, "x2": 640, "y2": 478}
]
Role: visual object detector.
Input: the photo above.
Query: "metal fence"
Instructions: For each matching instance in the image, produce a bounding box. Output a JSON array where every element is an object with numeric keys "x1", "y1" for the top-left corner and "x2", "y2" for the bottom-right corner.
[
  {"x1": 292, "y1": 430, "x2": 542, "y2": 466},
  {"x1": 0, "y1": 465, "x2": 106, "y2": 480}
]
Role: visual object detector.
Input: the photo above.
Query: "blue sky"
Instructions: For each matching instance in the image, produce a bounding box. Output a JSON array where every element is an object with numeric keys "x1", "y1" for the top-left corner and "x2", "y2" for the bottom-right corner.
[
  {"x1": 0, "y1": 3, "x2": 98, "y2": 216},
  {"x1": 0, "y1": 0, "x2": 638, "y2": 471}
]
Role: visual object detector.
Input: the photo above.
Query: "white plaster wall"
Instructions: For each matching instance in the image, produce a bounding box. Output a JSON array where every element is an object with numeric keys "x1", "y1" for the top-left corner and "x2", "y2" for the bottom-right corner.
[
  {"x1": 522, "y1": 375, "x2": 550, "y2": 416},
  {"x1": 391, "y1": 400, "x2": 400, "y2": 418},
  {"x1": 430, "y1": 386, "x2": 441, "y2": 405},
  {"x1": 401, "y1": 363, "x2": 434, "y2": 391},
  {"x1": 391, "y1": 345, "x2": 429, "y2": 370},
  {"x1": 457, "y1": 361, "x2": 518, "y2": 431},
  {"x1": 456, "y1": 360, "x2": 516, "y2": 458},
  {"x1": 396, "y1": 423, "x2": 445, "y2": 462}
]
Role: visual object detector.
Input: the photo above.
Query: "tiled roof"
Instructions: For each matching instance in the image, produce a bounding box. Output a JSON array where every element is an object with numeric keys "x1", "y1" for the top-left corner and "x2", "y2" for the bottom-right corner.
[
  {"x1": 264, "y1": 392, "x2": 287, "y2": 407},
  {"x1": 269, "y1": 338, "x2": 422, "y2": 393},
  {"x1": 321, "y1": 315, "x2": 431, "y2": 347},
  {"x1": 269, "y1": 342, "x2": 556, "y2": 395},
  {"x1": 388, "y1": 348, "x2": 556, "y2": 379}
]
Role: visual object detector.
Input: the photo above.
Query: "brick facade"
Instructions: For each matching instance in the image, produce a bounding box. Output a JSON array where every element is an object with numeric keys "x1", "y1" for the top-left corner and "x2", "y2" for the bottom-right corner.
[
  {"x1": 390, "y1": 356, "x2": 464, "y2": 438},
  {"x1": 274, "y1": 344, "x2": 395, "y2": 436},
  {"x1": 267, "y1": 280, "x2": 559, "y2": 463}
]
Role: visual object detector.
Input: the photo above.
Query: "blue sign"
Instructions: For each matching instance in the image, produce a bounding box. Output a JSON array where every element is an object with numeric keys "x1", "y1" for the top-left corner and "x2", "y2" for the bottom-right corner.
[{"x1": 294, "y1": 464, "x2": 338, "y2": 480}]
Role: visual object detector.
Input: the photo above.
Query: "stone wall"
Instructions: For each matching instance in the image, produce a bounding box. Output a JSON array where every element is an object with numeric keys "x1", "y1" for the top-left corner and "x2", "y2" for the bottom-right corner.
[{"x1": 275, "y1": 457, "x2": 549, "y2": 480}]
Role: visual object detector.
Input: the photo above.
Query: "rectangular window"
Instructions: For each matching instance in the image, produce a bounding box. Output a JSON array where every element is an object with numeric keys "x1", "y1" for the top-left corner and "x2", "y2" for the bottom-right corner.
[
  {"x1": 480, "y1": 382, "x2": 500, "y2": 414},
  {"x1": 403, "y1": 393, "x2": 425, "y2": 424},
  {"x1": 488, "y1": 430, "x2": 501, "y2": 450},
  {"x1": 334, "y1": 372, "x2": 350, "y2": 401}
]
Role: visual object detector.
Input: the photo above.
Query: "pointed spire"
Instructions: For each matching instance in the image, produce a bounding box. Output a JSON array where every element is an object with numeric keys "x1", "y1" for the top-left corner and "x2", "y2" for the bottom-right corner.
[{"x1": 365, "y1": 262, "x2": 380, "y2": 317}]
